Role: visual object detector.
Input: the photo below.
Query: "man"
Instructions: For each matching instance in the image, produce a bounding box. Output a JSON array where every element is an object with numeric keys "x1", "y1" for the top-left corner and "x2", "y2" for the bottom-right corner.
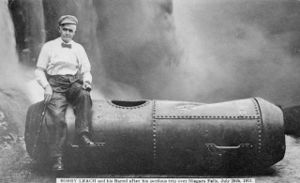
[{"x1": 35, "y1": 15, "x2": 95, "y2": 172}]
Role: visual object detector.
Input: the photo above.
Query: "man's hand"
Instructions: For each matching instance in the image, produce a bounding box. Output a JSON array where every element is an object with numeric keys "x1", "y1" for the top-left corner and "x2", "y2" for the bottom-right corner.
[
  {"x1": 44, "y1": 84, "x2": 53, "y2": 103},
  {"x1": 82, "y1": 81, "x2": 92, "y2": 91}
]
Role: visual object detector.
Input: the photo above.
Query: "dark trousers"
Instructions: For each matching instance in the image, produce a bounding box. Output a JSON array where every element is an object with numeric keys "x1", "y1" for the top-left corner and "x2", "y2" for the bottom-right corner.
[{"x1": 45, "y1": 74, "x2": 92, "y2": 157}]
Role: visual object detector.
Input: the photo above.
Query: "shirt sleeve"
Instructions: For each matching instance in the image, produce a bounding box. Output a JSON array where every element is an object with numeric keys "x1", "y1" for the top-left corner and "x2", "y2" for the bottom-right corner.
[
  {"x1": 36, "y1": 43, "x2": 50, "y2": 70},
  {"x1": 35, "y1": 68, "x2": 49, "y2": 88},
  {"x1": 78, "y1": 45, "x2": 92, "y2": 83},
  {"x1": 35, "y1": 43, "x2": 50, "y2": 88}
]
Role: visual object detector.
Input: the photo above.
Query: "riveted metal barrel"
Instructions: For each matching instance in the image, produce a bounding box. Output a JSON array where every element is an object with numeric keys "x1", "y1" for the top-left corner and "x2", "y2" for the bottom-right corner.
[{"x1": 25, "y1": 98, "x2": 285, "y2": 173}]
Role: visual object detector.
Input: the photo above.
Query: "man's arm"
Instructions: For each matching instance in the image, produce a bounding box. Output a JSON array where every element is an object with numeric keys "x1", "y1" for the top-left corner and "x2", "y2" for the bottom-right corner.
[
  {"x1": 35, "y1": 43, "x2": 53, "y2": 103},
  {"x1": 35, "y1": 67, "x2": 53, "y2": 103},
  {"x1": 35, "y1": 67, "x2": 49, "y2": 89},
  {"x1": 78, "y1": 45, "x2": 92, "y2": 90}
]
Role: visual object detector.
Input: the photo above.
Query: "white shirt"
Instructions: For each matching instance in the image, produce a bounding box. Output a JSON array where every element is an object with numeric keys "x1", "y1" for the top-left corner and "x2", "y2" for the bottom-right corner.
[{"x1": 35, "y1": 37, "x2": 92, "y2": 88}]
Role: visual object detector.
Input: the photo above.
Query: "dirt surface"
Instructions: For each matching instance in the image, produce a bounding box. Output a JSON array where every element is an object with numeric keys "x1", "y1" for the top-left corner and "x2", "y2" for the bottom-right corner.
[{"x1": 0, "y1": 135, "x2": 299, "y2": 183}]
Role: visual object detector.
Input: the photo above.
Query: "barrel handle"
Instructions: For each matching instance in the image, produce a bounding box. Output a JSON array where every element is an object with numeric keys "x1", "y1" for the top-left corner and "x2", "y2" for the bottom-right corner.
[
  {"x1": 206, "y1": 143, "x2": 253, "y2": 153},
  {"x1": 70, "y1": 142, "x2": 105, "y2": 148}
]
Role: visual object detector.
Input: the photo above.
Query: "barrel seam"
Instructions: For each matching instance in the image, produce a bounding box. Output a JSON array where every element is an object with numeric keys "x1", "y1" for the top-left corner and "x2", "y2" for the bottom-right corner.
[
  {"x1": 252, "y1": 98, "x2": 263, "y2": 153},
  {"x1": 152, "y1": 100, "x2": 157, "y2": 164}
]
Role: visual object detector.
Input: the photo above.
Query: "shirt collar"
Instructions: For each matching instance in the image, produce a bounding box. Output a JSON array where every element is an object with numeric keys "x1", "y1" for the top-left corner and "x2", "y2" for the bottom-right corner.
[{"x1": 59, "y1": 37, "x2": 73, "y2": 45}]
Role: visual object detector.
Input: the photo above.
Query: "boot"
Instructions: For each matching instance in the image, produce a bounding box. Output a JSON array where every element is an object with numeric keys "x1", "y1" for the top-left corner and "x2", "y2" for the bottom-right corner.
[
  {"x1": 52, "y1": 156, "x2": 64, "y2": 171},
  {"x1": 80, "y1": 134, "x2": 96, "y2": 147}
]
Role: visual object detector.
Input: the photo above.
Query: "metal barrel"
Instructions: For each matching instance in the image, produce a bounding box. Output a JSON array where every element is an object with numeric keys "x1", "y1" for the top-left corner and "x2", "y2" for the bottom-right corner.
[
  {"x1": 24, "y1": 101, "x2": 49, "y2": 162},
  {"x1": 25, "y1": 97, "x2": 285, "y2": 173}
]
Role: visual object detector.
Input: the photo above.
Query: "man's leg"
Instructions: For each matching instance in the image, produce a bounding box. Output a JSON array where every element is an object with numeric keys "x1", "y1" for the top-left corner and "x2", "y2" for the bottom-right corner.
[
  {"x1": 67, "y1": 82, "x2": 94, "y2": 146},
  {"x1": 46, "y1": 92, "x2": 68, "y2": 170}
]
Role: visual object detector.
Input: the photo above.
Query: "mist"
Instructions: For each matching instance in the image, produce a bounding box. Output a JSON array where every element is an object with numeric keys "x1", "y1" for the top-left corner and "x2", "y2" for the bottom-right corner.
[
  {"x1": 5, "y1": 0, "x2": 300, "y2": 107},
  {"x1": 0, "y1": 0, "x2": 21, "y2": 87},
  {"x1": 92, "y1": 0, "x2": 180, "y2": 99},
  {"x1": 0, "y1": 1, "x2": 29, "y2": 135},
  {"x1": 166, "y1": 0, "x2": 300, "y2": 106},
  {"x1": 91, "y1": 0, "x2": 300, "y2": 106}
]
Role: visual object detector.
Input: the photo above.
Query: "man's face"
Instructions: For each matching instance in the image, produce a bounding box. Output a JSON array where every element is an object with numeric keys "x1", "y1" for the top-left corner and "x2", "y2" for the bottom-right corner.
[{"x1": 59, "y1": 24, "x2": 76, "y2": 43}]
